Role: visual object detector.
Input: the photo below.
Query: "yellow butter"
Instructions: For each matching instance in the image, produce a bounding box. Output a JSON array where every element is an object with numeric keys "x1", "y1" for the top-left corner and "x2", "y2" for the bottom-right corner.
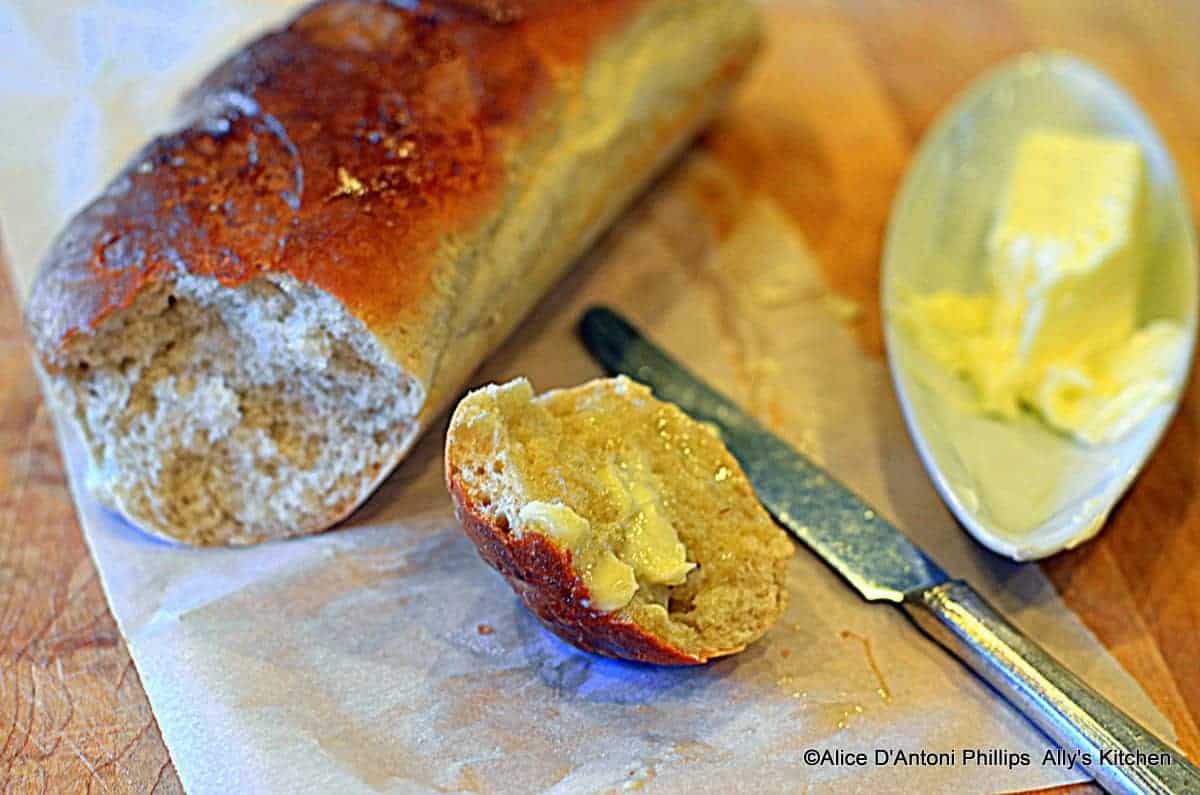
[
  {"x1": 518, "y1": 501, "x2": 590, "y2": 547},
  {"x1": 600, "y1": 461, "x2": 695, "y2": 586},
  {"x1": 1035, "y1": 321, "x2": 1187, "y2": 444},
  {"x1": 518, "y1": 500, "x2": 639, "y2": 611},
  {"x1": 517, "y1": 456, "x2": 696, "y2": 613},
  {"x1": 903, "y1": 131, "x2": 1185, "y2": 444},
  {"x1": 585, "y1": 551, "x2": 639, "y2": 612},
  {"x1": 987, "y1": 132, "x2": 1145, "y2": 408}
]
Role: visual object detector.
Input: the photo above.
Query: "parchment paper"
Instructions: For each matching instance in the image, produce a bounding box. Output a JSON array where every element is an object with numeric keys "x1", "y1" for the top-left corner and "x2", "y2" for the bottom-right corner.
[{"x1": 0, "y1": 2, "x2": 1177, "y2": 793}]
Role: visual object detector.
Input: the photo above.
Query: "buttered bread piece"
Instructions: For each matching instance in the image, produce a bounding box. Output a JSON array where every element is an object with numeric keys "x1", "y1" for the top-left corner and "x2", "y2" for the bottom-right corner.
[
  {"x1": 445, "y1": 376, "x2": 792, "y2": 665},
  {"x1": 903, "y1": 131, "x2": 1187, "y2": 443}
]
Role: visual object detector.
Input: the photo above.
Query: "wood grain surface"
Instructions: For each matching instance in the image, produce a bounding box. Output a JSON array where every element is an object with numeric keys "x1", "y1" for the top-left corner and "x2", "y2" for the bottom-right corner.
[{"x1": 2, "y1": 1, "x2": 1197, "y2": 792}]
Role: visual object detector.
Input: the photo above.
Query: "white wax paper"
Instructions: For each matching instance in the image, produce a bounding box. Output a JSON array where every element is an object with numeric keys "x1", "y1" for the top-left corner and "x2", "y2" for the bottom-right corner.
[{"x1": 0, "y1": 2, "x2": 1176, "y2": 793}]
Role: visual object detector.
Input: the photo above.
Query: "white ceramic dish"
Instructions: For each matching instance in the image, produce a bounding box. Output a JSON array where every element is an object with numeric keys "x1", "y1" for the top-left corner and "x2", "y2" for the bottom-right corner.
[{"x1": 882, "y1": 52, "x2": 1198, "y2": 561}]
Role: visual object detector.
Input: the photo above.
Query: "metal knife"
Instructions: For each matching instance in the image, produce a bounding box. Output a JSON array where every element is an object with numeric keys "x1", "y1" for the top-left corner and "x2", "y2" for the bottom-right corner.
[{"x1": 579, "y1": 306, "x2": 1200, "y2": 795}]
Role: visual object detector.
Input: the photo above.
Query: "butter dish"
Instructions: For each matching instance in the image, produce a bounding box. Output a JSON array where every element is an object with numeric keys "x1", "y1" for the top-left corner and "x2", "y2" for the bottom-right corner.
[{"x1": 882, "y1": 53, "x2": 1198, "y2": 560}]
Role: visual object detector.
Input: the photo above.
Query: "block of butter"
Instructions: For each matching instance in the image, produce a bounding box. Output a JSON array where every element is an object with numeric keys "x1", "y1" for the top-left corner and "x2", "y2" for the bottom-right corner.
[{"x1": 903, "y1": 130, "x2": 1187, "y2": 444}]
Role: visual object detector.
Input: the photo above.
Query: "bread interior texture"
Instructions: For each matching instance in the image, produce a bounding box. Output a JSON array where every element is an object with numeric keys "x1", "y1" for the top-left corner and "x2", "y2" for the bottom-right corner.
[
  {"x1": 42, "y1": 274, "x2": 419, "y2": 545},
  {"x1": 452, "y1": 377, "x2": 792, "y2": 659}
]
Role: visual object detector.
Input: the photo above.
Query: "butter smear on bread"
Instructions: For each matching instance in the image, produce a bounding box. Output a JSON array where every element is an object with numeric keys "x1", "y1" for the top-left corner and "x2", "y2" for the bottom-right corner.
[
  {"x1": 902, "y1": 131, "x2": 1187, "y2": 444},
  {"x1": 518, "y1": 454, "x2": 696, "y2": 612}
]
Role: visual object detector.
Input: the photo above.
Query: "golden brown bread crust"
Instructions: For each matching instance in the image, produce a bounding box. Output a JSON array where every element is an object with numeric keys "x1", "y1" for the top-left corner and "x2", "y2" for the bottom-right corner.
[
  {"x1": 24, "y1": 0, "x2": 646, "y2": 362},
  {"x1": 447, "y1": 470, "x2": 710, "y2": 666}
]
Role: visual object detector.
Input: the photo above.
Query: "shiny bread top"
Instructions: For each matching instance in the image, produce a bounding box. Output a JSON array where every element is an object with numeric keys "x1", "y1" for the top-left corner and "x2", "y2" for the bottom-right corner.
[{"x1": 26, "y1": 0, "x2": 644, "y2": 362}]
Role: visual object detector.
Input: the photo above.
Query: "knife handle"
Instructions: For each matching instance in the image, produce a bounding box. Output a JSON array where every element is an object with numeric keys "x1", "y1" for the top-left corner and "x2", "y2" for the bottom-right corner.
[{"x1": 903, "y1": 580, "x2": 1199, "y2": 795}]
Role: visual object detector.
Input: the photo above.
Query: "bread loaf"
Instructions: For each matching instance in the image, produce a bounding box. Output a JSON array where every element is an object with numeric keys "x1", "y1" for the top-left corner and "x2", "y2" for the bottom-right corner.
[
  {"x1": 446, "y1": 377, "x2": 793, "y2": 665},
  {"x1": 24, "y1": 0, "x2": 760, "y2": 544}
]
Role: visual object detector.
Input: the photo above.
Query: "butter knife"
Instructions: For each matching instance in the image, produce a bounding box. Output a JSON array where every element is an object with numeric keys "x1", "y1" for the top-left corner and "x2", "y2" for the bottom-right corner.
[{"x1": 579, "y1": 306, "x2": 1200, "y2": 795}]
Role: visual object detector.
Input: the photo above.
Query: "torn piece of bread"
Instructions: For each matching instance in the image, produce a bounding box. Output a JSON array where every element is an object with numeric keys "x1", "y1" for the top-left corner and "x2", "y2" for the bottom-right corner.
[
  {"x1": 445, "y1": 376, "x2": 793, "y2": 665},
  {"x1": 24, "y1": 0, "x2": 762, "y2": 545}
]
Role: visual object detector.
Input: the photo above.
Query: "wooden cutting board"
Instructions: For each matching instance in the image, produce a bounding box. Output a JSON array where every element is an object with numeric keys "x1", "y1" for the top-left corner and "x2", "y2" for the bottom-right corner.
[{"x1": 2, "y1": 1, "x2": 1197, "y2": 791}]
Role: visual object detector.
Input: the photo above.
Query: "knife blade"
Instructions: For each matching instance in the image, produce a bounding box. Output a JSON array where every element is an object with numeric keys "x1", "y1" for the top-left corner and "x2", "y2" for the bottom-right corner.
[{"x1": 578, "y1": 306, "x2": 1200, "y2": 795}]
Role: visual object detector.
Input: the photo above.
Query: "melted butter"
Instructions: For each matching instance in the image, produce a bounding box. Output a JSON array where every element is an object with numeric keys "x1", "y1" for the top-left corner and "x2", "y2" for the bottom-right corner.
[
  {"x1": 600, "y1": 459, "x2": 695, "y2": 586},
  {"x1": 840, "y1": 629, "x2": 893, "y2": 703},
  {"x1": 586, "y1": 551, "x2": 639, "y2": 612},
  {"x1": 622, "y1": 480, "x2": 694, "y2": 585},
  {"x1": 519, "y1": 501, "x2": 637, "y2": 612},
  {"x1": 517, "y1": 451, "x2": 695, "y2": 613},
  {"x1": 597, "y1": 466, "x2": 634, "y2": 517},
  {"x1": 518, "y1": 501, "x2": 589, "y2": 547}
]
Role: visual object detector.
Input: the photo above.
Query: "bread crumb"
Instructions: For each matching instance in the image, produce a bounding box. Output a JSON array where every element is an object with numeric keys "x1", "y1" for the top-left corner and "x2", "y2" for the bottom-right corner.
[
  {"x1": 329, "y1": 166, "x2": 367, "y2": 199},
  {"x1": 476, "y1": 624, "x2": 495, "y2": 635}
]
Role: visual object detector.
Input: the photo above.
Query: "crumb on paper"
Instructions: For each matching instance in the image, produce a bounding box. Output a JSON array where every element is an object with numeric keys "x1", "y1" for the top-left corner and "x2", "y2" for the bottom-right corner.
[
  {"x1": 476, "y1": 623, "x2": 495, "y2": 635},
  {"x1": 623, "y1": 762, "x2": 656, "y2": 791},
  {"x1": 389, "y1": 138, "x2": 417, "y2": 158}
]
